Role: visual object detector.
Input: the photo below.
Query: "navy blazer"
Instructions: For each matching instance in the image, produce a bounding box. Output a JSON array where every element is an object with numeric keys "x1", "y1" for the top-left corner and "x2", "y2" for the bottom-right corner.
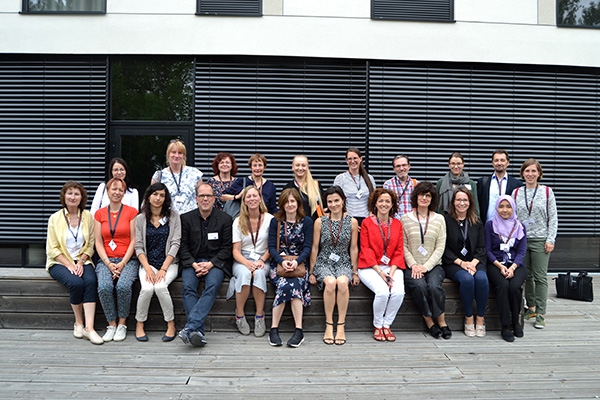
[
  {"x1": 179, "y1": 208, "x2": 233, "y2": 277},
  {"x1": 477, "y1": 174, "x2": 522, "y2": 221}
]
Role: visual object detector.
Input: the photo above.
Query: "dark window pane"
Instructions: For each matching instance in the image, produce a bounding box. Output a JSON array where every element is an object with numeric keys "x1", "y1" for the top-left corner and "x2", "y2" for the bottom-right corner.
[
  {"x1": 25, "y1": 0, "x2": 105, "y2": 13},
  {"x1": 111, "y1": 60, "x2": 194, "y2": 121},
  {"x1": 558, "y1": 0, "x2": 600, "y2": 27}
]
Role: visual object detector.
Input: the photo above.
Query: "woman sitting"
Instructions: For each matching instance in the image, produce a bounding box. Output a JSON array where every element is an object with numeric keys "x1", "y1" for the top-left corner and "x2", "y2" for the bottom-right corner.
[
  {"x1": 46, "y1": 181, "x2": 103, "y2": 344},
  {"x1": 309, "y1": 186, "x2": 360, "y2": 345},
  {"x1": 134, "y1": 182, "x2": 181, "y2": 342}
]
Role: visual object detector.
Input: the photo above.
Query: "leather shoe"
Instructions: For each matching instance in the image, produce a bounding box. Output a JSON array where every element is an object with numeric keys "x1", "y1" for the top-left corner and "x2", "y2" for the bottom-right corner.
[
  {"x1": 501, "y1": 329, "x2": 515, "y2": 342},
  {"x1": 428, "y1": 325, "x2": 441, "y2": 339},
  {"x1": 82, "y1": 329, "x2": 104, "y2": 345},
  {"x1": 162, "y1": 334, "x2": 176, "y2": 342},
  {"x1": 136, "y1": 335, "x2": 148, "y2": 342},
  {"x1": 440, "y1": 325, "x2": 452, "y2": 340},
  {"x1": 513, "y1": 324, "x2": 524, "y2": 338}
]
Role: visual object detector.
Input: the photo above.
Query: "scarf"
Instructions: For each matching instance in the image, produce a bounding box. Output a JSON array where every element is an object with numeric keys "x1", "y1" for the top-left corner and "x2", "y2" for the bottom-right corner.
[
  {"x1": 492, "y1": 195, "x2": 525, "y2": 240},
  {"x1": 438, "y1": 172, "x2": 471, "y2": 213}
]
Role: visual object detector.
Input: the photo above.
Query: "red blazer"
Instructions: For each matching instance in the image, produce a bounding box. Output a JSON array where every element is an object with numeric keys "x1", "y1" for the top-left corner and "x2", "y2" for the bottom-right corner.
[{"x1": 359, "y1": 216, "x2": 405, "y2": 269}]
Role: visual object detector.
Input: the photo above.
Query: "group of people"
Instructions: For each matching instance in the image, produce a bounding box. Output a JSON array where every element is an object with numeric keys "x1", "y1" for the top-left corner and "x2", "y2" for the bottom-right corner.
[{"x1": 46, "y1": 142, "x2": 558, "y2": 348}]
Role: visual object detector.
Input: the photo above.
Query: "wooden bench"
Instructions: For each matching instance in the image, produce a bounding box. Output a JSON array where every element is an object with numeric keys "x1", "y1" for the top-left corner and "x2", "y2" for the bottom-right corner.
[{"x1": 0, "y1": 267, "x2": 504, "y2": 333}]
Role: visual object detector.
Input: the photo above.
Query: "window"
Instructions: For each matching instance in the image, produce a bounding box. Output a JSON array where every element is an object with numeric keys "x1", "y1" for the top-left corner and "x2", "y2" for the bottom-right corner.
[
  {"x1": 371, "y1": 0, "x2": 454, "y2": 22},
  {"x1": 557, "y1": 0, "x2": 600, "y2": 27},
  {"x1": 197, "y1": 0, "x2": 262, "y2": 16},
  {"x1": 23, "y1": 0, "x2": 106, "y2": 14}
]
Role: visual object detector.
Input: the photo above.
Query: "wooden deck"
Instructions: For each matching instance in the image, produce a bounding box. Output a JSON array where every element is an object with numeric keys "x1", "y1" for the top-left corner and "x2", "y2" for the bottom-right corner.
[{"x1": 1, "y1": 275, "x2": 599, "y2": 399}]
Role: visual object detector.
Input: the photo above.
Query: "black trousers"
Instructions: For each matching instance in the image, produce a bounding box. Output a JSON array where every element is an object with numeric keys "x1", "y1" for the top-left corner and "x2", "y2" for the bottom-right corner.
[{"x1": 487, "y1": 264, "x2": 528, "y2": 328}]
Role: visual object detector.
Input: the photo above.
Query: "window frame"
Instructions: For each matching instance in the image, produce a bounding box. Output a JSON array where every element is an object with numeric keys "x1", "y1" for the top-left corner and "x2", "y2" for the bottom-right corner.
[
  {"x1": 22, "y1": 0, "x2": 106, "y2": 14},
  {"x1": 371, "y1": 0, "x2": 454, "y2": 23},
  {"x1": 196, "y1": 0, "x2": 262, "y2": 17},
  {"x1": 556, "y1": 0, "x2": 600, "y2": 29}
]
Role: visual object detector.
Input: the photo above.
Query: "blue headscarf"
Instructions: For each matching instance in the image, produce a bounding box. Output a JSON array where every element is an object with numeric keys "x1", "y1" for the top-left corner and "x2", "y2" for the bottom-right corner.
[{"x1": 492, "y1": 195, "x2": 525, "y2": 240}]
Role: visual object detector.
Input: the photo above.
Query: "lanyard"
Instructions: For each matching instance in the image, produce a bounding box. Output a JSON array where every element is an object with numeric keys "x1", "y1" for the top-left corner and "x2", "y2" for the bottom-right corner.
[
  {"x1": 217, "y1": 175, "x2": 233, "y2": 192},
  {"x1": 376, "y1": 217, "x2": 391, "y2": 257},
  {"x1": 415, "y1": 211, "x2": 430, "y2": 245},
  {"x1": 252, "y1": 177, "x2": 264, "y2": 193},
  {"x1": 494, "y1": 175, "x2": 504, "y2": 195},
  {"x1": 108, "y1": 204, "x2": 124, "y2": 240},
  {"x1": 524, "y1": 185, "x2": 539, "y2": 216},
  {"x1": 169, "y1": 166, "x2": 183, "y2": 195},
  {"x1": 498, "y1": 221, "x2": 518, "y2": 243},
  {"x1": 327, "y1": 216, "x2": 344, "y2": 248},
  {"x1": 459, "y1": 219, "x2": 469, "y2": 246},
  {"x1": 397, "y1": 177, "x2": 410, "y2": 199},
  {"x1": 347, "y1": 171, "x2": 361, "y2": 190},
  {"x1": 63, "y1": 209, "x2": 81, "y2": 241},
  {"x1": 249, "y1": 214, "x2": 262, "y2": 249}
]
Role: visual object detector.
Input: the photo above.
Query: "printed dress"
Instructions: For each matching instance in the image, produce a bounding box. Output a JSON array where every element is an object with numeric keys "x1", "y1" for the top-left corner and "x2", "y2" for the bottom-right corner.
[
  {"x1": 269, "y1": 219, "x2": 311, "y2": 307},
  {"x1": 313, "y1": 215, "x2": 353, "y2": 291},
  {"x1": 207, "y1": 177, "x2": 234, "y2": 211}
]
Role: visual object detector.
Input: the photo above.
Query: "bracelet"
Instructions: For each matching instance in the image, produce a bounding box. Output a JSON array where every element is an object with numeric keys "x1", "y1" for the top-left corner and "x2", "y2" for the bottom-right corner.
[
  {"x1": 352, "y1": 271, "x2": 358, "y2": 276},
  {"x1": 459, "y1": 260, "x2": 463, "y2": 267}
]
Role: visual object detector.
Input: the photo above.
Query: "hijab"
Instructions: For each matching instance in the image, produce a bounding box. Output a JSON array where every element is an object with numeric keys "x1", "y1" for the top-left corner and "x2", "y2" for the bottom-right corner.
[{"x1": 492, "y1": 195, "x2": 525, "y2": 240}]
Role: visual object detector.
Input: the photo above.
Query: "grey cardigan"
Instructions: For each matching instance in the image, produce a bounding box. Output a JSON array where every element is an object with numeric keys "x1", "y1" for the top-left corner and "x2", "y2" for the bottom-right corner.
[{"x1": 135, "y1": 209, "x2": 181, "y2": 264}]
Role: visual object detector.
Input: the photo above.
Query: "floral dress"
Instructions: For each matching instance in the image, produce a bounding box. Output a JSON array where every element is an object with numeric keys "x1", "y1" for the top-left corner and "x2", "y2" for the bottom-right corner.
[
  {"x1": 207, "y1": 176, "x2": 234, "y2": 211},
  {"x1": 313, "y1": 215, "x2": 354, "y2": 291},
  {"x1": 269, "y1": 218, "x2": 312, "y2": 307},
  {"x1": 152, "y1": 166, "x2": 203, "y2": 215}
]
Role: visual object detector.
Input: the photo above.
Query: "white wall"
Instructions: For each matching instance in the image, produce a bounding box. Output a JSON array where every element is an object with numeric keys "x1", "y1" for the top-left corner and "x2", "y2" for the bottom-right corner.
[{"x1": 0, "y1": 0, "x2": 598, "y2": 68}]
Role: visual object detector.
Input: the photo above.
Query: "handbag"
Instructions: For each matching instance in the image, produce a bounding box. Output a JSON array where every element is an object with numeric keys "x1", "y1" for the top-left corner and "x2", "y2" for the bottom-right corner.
[
  {"x1": 275, "y1": 221, "x2": 306, "y2": 278},
  {"x1": 555, "y1": 271, "x2": 593, "y2": 302},
  {"x1": 222, "y1": 178, "x2": 246, "y2": 218}
]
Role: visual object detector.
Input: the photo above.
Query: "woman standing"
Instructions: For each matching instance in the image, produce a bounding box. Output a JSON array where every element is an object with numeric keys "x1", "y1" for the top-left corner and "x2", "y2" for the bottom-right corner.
[
  {"x1": 229, "y1": 186, "x2": 274, "y2": 337},
  {"x1": 512, "y1": 158, "x2": 557, "y2": 330},
  {"x1": 151, "y1": 139, "x2": 203, "y2": 214},
  {"x1": 401, "y1": 182, "x2": 449, "y2": 339},
  {"x1": 91, "y1": 157, "x2": 139, "y2": 216},
  {"x1": 223, "y1": 153, "x2": 277, "y2": 214},
  {"x1": 134, "y1": 182, "x2": 181, "y2": 342},
  {"x1": 94, "y1": 178, "x2": 140, "y2": 342},
  {"x1": 333, "y1": 148, "x2": 376, "y2": 226},
  {"x1": 358, "y1": 188, "x2": 405, "y2": 342},
  {"x1": 442, "y1": 187, "x2": 488, "y2": 338},
  {"x1": 436, "y1": 152, "x2": 479, "y2": 218},
  {"x1": 267, "y1": 188, "x2": 313, "y2": 348},
  {"x1": 485, "y1": 195, "x2": 527, "y2": 342},
  {"x1": 207, "y1": 152, "x2": 238, "y2": 211},
  {"x1": 46, "y1": 181, "x2": 103, "y2": 345},
  {"x1": 283, "y1": 155, "x2": 324, "y2": 220},
  {"x1": 309, "y1": 186, "x2": 360, "y2": 345}
]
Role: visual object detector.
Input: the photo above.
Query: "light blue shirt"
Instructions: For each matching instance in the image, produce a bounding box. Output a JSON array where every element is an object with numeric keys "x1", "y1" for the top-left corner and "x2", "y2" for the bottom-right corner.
[{"x1": 486, "y1": 174, "x2": 508, "y2": 222}]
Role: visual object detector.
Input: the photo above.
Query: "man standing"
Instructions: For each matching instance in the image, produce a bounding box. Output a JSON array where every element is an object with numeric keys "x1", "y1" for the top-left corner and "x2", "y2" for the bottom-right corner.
[
  {"x1": 477, "y1": 149, "x2": 522, "y2": 222},
  {"x1": 383, "y1": 155, "x2": 419, "y2": 219},
  {"x1": 178, "y1": 183, "x2": 232, "y2": 347}
]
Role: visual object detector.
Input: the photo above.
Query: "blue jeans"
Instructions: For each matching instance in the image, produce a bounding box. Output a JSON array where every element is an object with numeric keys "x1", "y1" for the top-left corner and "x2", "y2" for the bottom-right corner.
[
  {"x1": 450, "y1": 269, "x2": 489, "y2": 318},
  {"x1": 181, "y1": 264, "x2": 225, "y2": 334},
  {"x1": 49, "y1": 263, "x2": 97, "y2": 304}
]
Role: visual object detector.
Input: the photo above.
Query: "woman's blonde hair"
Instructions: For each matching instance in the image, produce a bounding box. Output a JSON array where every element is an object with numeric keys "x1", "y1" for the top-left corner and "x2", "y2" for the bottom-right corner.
[
  {"x1": 166, "y1": 139, "x2": 186, "y2": 167},
  {"x1": 293, "y1": 155, "x2": 322, "y2": 215},
  {"x1": 238, "y1": 186, "x2": 267, "y2": 236}
]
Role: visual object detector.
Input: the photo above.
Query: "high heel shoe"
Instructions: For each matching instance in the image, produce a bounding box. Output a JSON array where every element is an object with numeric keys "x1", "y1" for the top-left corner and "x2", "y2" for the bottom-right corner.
[
  {"x1": 323, "y1": 321, "x2": 334, "y2": 345},
  {"x1": 334, "y1": 322, "x2": 346, "y2": 345}
]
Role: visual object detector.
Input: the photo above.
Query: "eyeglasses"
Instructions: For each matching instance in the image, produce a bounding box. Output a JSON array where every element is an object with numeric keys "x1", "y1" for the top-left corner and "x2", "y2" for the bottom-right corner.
[
  {"x1": 196, "y1": 194, "x2": 214, "y2": 199},
  {"x1": 449, "y1": 163, "x2": 464, "y2": 167},
  {"x1": 418, "y1": 193, "x2": 432, "y2": 199}
]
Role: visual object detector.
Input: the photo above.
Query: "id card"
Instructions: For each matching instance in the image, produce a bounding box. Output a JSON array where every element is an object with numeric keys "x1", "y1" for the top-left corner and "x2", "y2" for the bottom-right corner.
[
  {"x1": 380, "y1": 255, "x2": 390, "y2": 265},
  {"x1": 460, "y1": 247, "x2": 468, "y2": 256},
  {"x1": 248, "y1": 251, "x2": 260, "y2": 261},
  {"x1": 159, "y1": 217, "x2": 167, "y2": 225},
  {"x1": 500, "y1": 243, "x2": 510, "y2": 252},
  {"x1": 109, "y1": 239, "x2": 117, "y2": 251},
  {"x1": 356, "y1": 190, "x2": 364, "y2": 199},
  {"x1": 522, "y1": 219, "x2": 534, "y2": 228},
  {"x1": 418, "y1": 245, "x2": 428, "y2": 256},
  {"x1": 174, "y1": 194, "x2": 185, "y2": 204},
  {"x1": 208, "y1": 232, "x2": 219, "y2": 240},
  {"x1": 329, "y1": 253, "x2": 341, "y2": 263}
]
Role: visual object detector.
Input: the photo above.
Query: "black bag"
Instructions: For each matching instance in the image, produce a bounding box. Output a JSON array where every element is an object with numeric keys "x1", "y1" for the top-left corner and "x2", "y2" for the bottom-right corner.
[
  {"x1": 222, "y1": 178, "x2": 246, "y2": 219},
  {"x1": 555, "y1": 271, "x2": 593, "y2": 302}
]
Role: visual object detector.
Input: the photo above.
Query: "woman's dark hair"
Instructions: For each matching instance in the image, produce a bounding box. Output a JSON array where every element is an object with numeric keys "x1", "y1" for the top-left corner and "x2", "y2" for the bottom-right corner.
[
  {"x1": 275, "y1": 188, "x2": 305, "y2": 223},
  {"x1": 211, "y1": 152, "x2": 238, "y2": 176},
  {"x1": 108, "y1": 157, "x2": 135, "y2": 193},
  {"x1": 410, "y1": 181, "x2": 439, "y2": 212},
  {"x1": 141, "y1": 182, "x2": 172, "y2": 221},
  {"x1": 346, "y1": 148, "x2": 375, "y2": 194},
  {"x1": 520, "y1": 158, "x2": 543, "y2": 180},
  {"x1": 448, "y1": 152, "x2": 464, "y2": 162},
  {"x1": 323, "y1": 185, "x2": 347, "y2": 214},
  {"x1": 60, "y1": 180, "x2": 88, "y2": 212},
  {"x1": 448, "y1": 186, "x2": 479, "y2": 225},
  {"x1": 368, "y1": 188, "x2": 398, "y2": 218}
]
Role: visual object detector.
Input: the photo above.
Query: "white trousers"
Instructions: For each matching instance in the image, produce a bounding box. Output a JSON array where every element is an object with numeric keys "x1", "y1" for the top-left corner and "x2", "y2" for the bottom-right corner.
[
  {"x1": 358, "y1": 265, "x2": 405, "y2": 328},
  {"x1": 135, "y1": 263, "x2": 179, "y2": 322}
]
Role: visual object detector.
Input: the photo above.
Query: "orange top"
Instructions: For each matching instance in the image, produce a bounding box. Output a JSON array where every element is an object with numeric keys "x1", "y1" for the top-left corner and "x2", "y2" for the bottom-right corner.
[{"x1": 95, "y1": 205, "x2": 138, "y2": 258}]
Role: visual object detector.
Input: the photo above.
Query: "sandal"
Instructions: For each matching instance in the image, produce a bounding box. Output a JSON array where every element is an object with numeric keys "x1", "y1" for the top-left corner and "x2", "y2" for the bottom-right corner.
[
  {"x1": 323, "y1": 321, "x2": 334, "y2": 345},
  {"x1": 373, "y1": 326, "x2": 386, "y2": 342},
  {"x1": 382, "y1": 327, "x2": 396, "y2": 342},
  {"x1": 334, "y1": 322, "x2": 346, "y2": 345}
]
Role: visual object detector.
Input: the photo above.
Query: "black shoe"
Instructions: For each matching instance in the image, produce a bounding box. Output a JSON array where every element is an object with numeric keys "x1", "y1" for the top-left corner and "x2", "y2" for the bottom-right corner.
[
  {"x1": 135, "y1": 334, "x2": 148, "y2": 342},
  {"x1": 287, "y1": 328, "x2": 305, "y2": 348},
  {"x1": 501, "y1": 329, "x2": 515, "y2": 342},
  {"x1": 178, "y1": 328, "x2": 191, "y2": 345},
  {"x1": 162, "y1": 334, "x2": 176, "y2": 342},
  {"x1": 428, "y1": 325, "x2": 441, "y2": 339},
  {"x1": 269, "y1": 328, "x2": 282, "y2": 347},
  {"x1": 513, "y1": 324, "x2": 524, "y2": 338},
  {"x1": 440, "y1": 325, "x2": 452, "y2": 340},
  {"x1": 189, "y1": 330, "x2": 207, "y2": 347}
]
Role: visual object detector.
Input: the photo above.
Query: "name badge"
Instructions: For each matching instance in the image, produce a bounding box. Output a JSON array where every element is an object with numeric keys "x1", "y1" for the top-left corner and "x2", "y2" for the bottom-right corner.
[
  {"x1": 464, "y1": 184, "x2": 472, "y2": 191},
  {"x1": 248, "y1": 251, "x2": 260, "y2": 261},
  {"x1": 355, "y1": 190, "x2": 364, "y2": 199},
  {"x1": 159, "y1": 217, "x2": 167, "y2": 225},
  {"x1": 109, "y1": 239, "x2": 117, "y2": 251},
  {"x1": 380, "y1": 255, "x2": 390, "y2": 265},
  {"x1": 208, "y1": 232, "x2": 219, "y2": 240},
  {"x1": 500, "y1": 243, "x2": 510, "y2": 252},
  {"x1": 418, "y1": 245, "x2": 428, "y2": 256},
  {"x1": 174, "y1": 194, "x2": 185, "y2": 204},
  {"x1": 329, "y1": 253, "x2": 341, "y2": 263},
  {"x1": 523, "y1": 219, "x2": 534, "y2": 228},
  {"x1": 461, "y1": 247, "x2": 468, "y2": 256}
]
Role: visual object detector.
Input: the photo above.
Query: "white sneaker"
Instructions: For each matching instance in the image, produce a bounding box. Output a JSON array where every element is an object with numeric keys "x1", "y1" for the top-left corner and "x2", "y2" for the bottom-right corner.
[
  {"x1": 102, "y1": 326, "x2": 116, "y2": 342},
  {"x1": 113, "y1": 324, "x2": 127, "y2": 342},
  {"x1": 73, "y1": 324, "x2": 84, "y2": 339}
]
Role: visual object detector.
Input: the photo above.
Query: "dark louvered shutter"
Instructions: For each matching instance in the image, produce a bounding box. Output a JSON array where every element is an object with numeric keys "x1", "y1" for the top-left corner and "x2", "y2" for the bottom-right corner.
[
  {"x1": 372, "y1": 0, "x2": 454, "y2": 22},
  {"x1": 0, "y1": 57, "x2": 108, "y2": 241},
  {"x1": 197, "y1": 0, "x2": 262, "y2": 16}
]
